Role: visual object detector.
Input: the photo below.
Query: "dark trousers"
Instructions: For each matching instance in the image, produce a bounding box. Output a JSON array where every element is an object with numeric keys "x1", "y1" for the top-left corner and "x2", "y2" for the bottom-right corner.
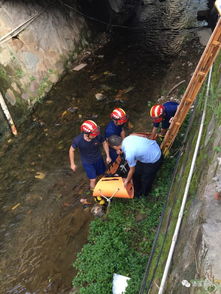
[{"x1": 133, "y1": 154, "x2": 163, "y2": 198}]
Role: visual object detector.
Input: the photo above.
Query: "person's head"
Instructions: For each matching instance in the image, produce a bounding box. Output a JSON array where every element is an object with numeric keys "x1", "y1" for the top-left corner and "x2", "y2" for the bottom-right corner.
[
  {"x1": 110, "y1": 108, "x2": 128, "y2": 126},
  {"x1": 107, "y1": 135, "x2": 122, "y2": 150},
  {"x1": 150, "y1": 104, "x2": 165, "y2": 123},
  {"x1": 80, "y1": 120, "x2": 100, "y2": 138}
]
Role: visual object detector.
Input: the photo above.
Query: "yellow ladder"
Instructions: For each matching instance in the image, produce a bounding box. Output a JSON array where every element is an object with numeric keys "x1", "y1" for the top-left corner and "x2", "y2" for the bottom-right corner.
[{"x1": 161, "y1": 16, "x2": 221, "y2": 155}]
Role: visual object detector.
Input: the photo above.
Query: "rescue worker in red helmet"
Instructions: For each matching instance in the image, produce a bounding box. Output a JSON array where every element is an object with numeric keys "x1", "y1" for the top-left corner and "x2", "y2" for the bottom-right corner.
[
  {"x1": 105, "y1": 108, "x2": 128, "y2": 162},
  {"x1": 69, "y1": 120, "x2": 111, "y2": 190},
  {"x1": 149, "y1": 101, "x2": 179, "y2": 139}
]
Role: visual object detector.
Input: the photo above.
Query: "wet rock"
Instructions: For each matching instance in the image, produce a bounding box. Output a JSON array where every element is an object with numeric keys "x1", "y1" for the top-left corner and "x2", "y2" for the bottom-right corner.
[
  {"x1": 28, "y1": 81, "x2": 39, "y2": 93},
  {"x1": 21, "y1": 93, "x2": 29, "y2": 101},
  {"x1": 69, "y1": 287, "x2": 79, "y2": 293},
  {"x1": 11, "y1": 82, "x2": 21, "y2": 94},
  {"x1": 48, "y1": 74, "x2": 59, "y2": 83},
  {"x1": 5, "y1": 89, "x2": 16, "y2": 105},
  {"x1": 100, "y1": 84, "x2": 112, "y2": 91},
  {"x1": 92, "y1": 114, "x2": 98, "y2": 119},
  {"x1": 25, "y1": 193, "x2": 43, "y2": 205},
  {"x1": 197, "y1": 28, "x2": 212, "y2": 46},
  {"x1": 91, "y1": 204, "x2": 105, "y2": 217},
  {"x1": 67, "y1": 106, "x2": 78, "y2": 113},
  {"x1": 95, "y1": 93, "x2": 105, "y2": 101},
  {"x1": 0, "y1": 48, "x2": 12, "y2": 66},
  {"x1": 22, "y1": 51, "x2": 39, "y2": 71}
]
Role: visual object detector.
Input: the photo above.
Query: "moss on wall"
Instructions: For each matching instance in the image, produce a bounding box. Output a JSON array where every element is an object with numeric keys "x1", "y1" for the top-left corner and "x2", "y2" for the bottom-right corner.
[
  {"x1": 146, "y1": 53, "x2": 221, "y2": 293},
  {"x1": 0, "y1": 65, "x2": 11, "y2": 91}
]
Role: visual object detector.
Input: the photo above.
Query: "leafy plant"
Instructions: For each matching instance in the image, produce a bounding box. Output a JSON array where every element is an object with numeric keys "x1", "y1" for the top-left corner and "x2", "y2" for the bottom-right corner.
[
  {"x1": 72, "y1": 157, "x2": 176, "y2": 294},
  {"x1": 15, "y1": 68, "x2": 24, "y2": 78},
  {"x1": 214, "y1": 146, "x2": 221, "y2": 152}
]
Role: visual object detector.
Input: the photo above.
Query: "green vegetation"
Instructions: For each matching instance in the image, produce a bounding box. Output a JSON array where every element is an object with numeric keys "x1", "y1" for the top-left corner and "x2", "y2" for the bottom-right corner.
[
  {"x1": 15, "y1": 68, "x2": 25, "y2": 78},
  {"x1": 0, "y1": 65, "x2": 10, "y2": 90},
  {"x1": 72, "y1": 157, "x2": 176, "y2": 294},
  {"x1": 37, "y1": 76, "x2": 52, "y2": 99},
  {"x1": 142, "y1": 53, "x2": 221, "y2": 292},
  {"x1": 0, "y1": 66, "x2": 8, "y2": 80},
  {"x1": 209, "y1": 54, "x2": 221, "y2": 121}
]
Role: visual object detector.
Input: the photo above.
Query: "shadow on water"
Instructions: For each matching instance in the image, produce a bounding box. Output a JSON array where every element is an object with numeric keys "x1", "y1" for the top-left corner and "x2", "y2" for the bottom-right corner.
[{"x1": 0, "y1": 16, "x2": 204, "y2": 294}]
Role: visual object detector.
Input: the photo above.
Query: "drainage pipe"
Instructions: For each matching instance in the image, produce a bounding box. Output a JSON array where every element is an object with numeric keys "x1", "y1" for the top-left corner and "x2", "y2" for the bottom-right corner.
[
  {"x1": 0, "y1": 92, "x2": 18, "y2": 136},
  {"x1": 158, "y1": 66, "x2": 213, "y2": 294}
]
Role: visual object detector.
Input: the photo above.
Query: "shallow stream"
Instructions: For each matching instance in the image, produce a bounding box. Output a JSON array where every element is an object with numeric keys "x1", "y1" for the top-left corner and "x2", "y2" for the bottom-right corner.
[{"x1": 0, "y1": 14, "x2": 206, "y2": 294}]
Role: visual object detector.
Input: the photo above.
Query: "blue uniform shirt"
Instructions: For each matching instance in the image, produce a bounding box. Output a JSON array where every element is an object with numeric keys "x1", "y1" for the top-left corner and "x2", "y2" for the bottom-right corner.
[
  {"x1": 153, "y1": 101, "x2": 179, "y2": 129},
  {"x1": 72, "y1": 134, "x2": 105, "y2": 164},
  {"x1": 105, "y1": 120, "x2": 123, "y2": 162},
  {"x1": 122, "y1": 135, "x2": 161, "y2": 167},
  {"x1": 105, "y1": 120, "x2": 123, "y2": 138}
]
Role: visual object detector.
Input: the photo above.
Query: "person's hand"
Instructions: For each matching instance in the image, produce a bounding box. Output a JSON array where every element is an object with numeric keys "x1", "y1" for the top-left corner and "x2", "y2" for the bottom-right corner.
[
  {"x1": 70, "y1": 163, "x2": 77, "y2": 172},
  {"x1": 169, "y1": 117, "x2": 174, "y2": 124},
  {"x1": 116, "y1": 149, "x2": 122, "y2": 155},
  {"x1": 124, "y1": 178, "x2": 129, "y2": 187},
  {"x1": 106, "y1": 156, "x2": 112, "y2": 164},
  {"x1": 149, "y1": 134, "x2": 155, "y2": 140}
]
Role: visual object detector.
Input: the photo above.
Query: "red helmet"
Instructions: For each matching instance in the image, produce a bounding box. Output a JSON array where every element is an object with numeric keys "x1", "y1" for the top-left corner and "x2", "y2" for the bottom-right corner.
[
  {"x1": 110, "y1": 108, "x2": 128, "y2": 125},
  {"x1": 150, "y1": 104, "x2": 165, "y2": 123},
  {"x1": 80, "y1": 120, "x2": 100, "y2": 137}
]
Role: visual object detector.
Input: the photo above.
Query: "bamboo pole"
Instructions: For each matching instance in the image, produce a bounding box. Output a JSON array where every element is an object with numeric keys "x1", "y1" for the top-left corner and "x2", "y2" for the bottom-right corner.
[
  {"x1": 0, "y1": 7, "x2": 48, "y2": 45},
  {"x1": 0, "y1": 92, "x2": 18, "y2": 136}
]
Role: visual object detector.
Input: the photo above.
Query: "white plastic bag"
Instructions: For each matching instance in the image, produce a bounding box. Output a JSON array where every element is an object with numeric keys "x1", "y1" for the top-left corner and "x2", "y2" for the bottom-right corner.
[{"x1": 112, "y1": 273, "x2": 130, "y2": 294}]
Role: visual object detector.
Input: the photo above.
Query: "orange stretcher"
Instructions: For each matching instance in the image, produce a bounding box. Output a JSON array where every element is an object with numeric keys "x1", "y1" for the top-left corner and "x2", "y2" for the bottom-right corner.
[
  {"x1": 93, "y1": 132, "x2": 157, "y2": 200},
  {"x1": 93, "y1": 176, "x2": 134, "y2": 199}
]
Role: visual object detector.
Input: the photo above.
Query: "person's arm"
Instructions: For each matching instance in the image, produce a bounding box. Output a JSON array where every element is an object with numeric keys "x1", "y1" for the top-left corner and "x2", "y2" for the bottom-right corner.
[
  {"x1": 160, "y1": 128, "x2": 167, "y2": 136},
  {"x1": 150, "y1": 126, "x2": 158, "y2": 140},
  {"x1": 124, "y1": 166, "x2": 135, "y2": 186},
  {"x1": 120, "y1": 128, "x2": 126, "y2": 139},
  {"x1": 102, "y1": 140, "x2": 111, "y2": 164},
  {"x1": 69, "y1": 146, "x2": 77, "y2": 172}
]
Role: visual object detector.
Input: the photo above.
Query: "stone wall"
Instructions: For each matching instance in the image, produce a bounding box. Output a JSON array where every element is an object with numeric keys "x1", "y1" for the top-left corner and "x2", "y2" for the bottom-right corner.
[
  {"x1": 0, "y1": 1, "x2": 89, "y2": 121},
  {"x1": 137, "y1": 0, "x2": 208, "y2": 55}
]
